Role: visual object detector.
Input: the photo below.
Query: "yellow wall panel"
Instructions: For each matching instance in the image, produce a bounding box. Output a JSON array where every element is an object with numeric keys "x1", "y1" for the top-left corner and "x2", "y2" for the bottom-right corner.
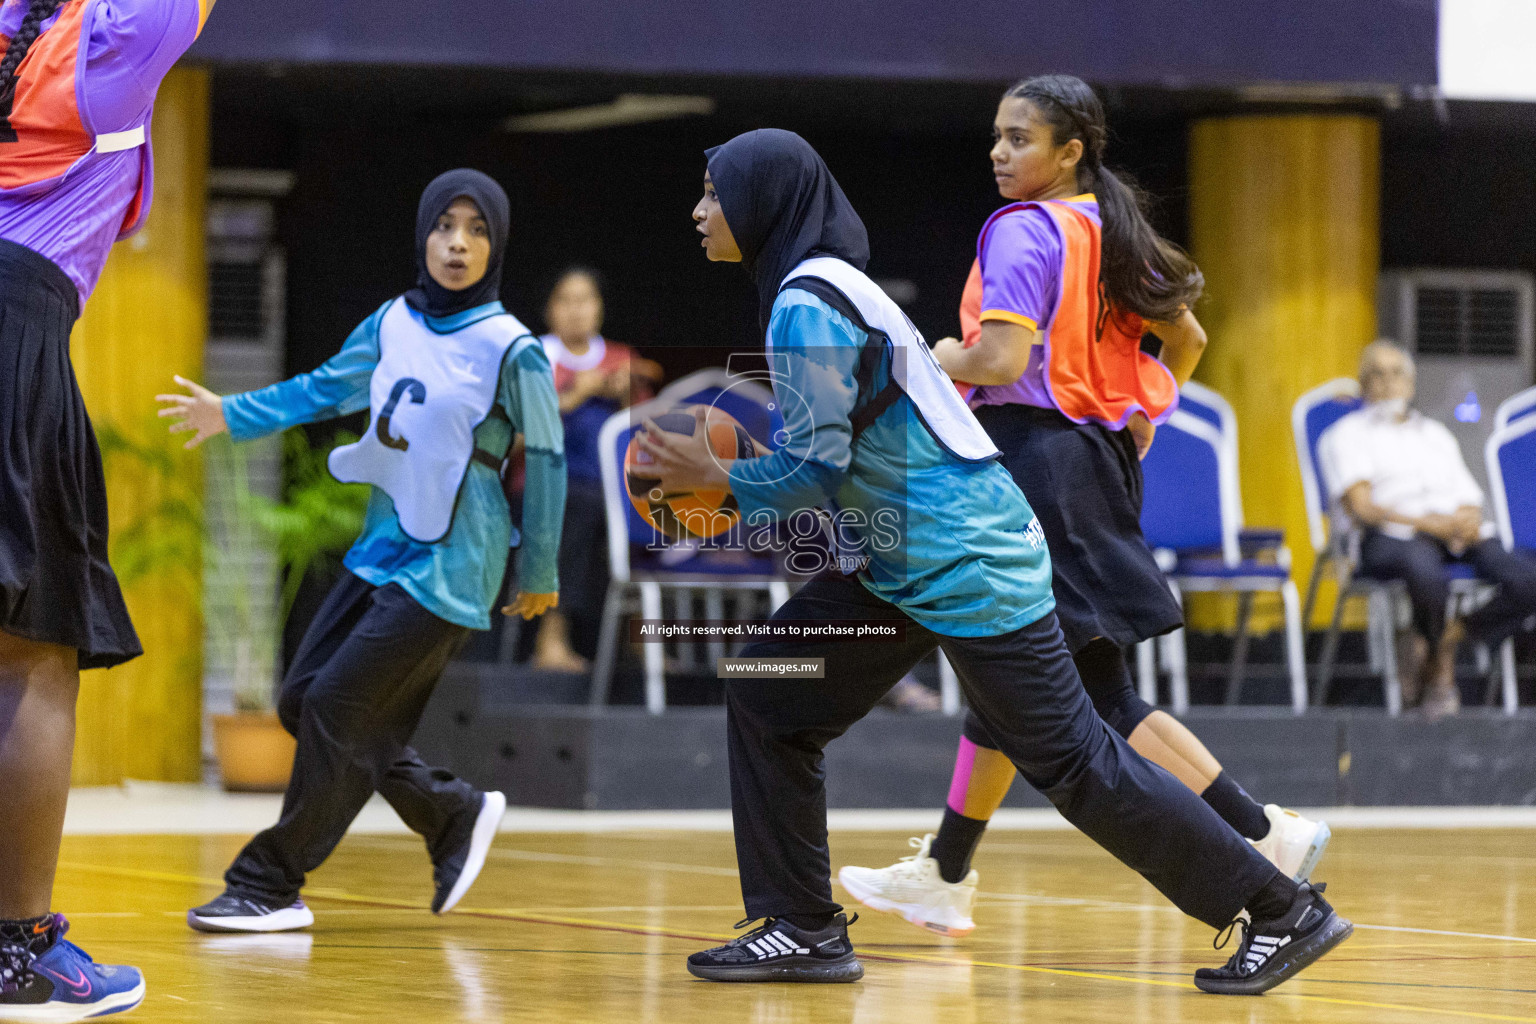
[
  {"x1": 1187, "y1": 114, "x2": 1380, "y2": 632},
  {"x1": 69, "y1": 68, "x2": 210, "y2": 784}
]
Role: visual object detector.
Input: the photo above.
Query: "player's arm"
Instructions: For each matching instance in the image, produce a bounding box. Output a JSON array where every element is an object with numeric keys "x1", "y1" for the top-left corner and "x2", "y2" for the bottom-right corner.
[
  {"x1": 935, "y1": 215, "x2": 1051, "y2": 386},
  {"x1": 160, "y1": 305, "x2": 383, "y2": 447},
  {"x1": 724, "y1": 301, "x2": 858, "y2": 518},
  {"x1": 502, "y1": 343, "x2": 566, "y2": 618},
  {"x1": 1145, "y1": 308, "x2": 1207, "y2": 388},
  {"x1": 933, "y1": 320, "x2": 1035, "y2": 385},
  {"x1": 638, "y1": 300, "x2": 856, "y2": 513}
]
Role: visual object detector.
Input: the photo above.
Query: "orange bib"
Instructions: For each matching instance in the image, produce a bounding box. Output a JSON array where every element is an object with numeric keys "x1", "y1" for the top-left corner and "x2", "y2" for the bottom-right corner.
[
  {"x1": 969, "y1": 199, "x2": 1178, "y2": 428},
  {"x1": 0, "y1": 0, "x2": 149, "y2": 235}
]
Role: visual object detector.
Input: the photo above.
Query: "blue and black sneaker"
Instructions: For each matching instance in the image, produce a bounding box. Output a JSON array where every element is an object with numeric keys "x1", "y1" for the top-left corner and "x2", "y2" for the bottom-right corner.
[
  {"x1": 1194, "y1": 881, "x2": 1353, "y2": 995},
  {"x1": 187, "y1": 892, "x2": 313, "y2": 934},
  {"x1": 0, "y1": 916, "x2": 145, "y2": 1022},
  {"x1": 686, "y1": 914, "x2": 863, "y2": 983}
]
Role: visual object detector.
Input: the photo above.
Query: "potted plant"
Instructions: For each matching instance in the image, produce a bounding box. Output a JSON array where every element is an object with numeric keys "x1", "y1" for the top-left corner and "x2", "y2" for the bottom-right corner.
[
  {"x1": 103, "y1": 424, "x2": 367, "y2": 791},
  {"x1": 203, "y1": 435, "x2": 291, "y2": 792},
  {"x1": 208, "y1": 428, "x2": 369, "y2": 791}
]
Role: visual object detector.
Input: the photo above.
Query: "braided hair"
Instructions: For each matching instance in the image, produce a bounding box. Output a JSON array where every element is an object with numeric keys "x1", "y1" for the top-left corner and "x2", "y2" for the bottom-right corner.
[
  {"x1": 1004, "y1": 74, "x2": 1203, "y2": 324},
  {"x1": 1, "y1": 0, "x2": 65, "y2": 107}
]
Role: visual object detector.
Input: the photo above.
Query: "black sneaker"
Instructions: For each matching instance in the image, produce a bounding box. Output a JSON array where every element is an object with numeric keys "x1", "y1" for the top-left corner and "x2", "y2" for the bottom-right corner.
[
  {"x1": 1194, "y1": 882, "x2": 1353, "y2": 995},
  {"x1": 432, "y1": 790, "x2": 506, "y2": 914},
  {"x1": 187, "y1": 891, "x2": 314, "y2": 933},
  {"x1": 686, "y1": 914, "x2": 863, "y2": 983}
]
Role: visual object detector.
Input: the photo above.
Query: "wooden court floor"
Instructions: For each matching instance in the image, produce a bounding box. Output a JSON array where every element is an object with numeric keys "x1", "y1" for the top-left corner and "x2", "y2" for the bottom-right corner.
[{"x1": 52, "y1": 827, "x2": 1536, "y2": 1023}]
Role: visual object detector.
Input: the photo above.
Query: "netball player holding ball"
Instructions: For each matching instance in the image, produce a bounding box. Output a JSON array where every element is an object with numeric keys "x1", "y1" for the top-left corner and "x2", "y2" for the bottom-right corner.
[
  {"x1": 635, "y1": 127, "x2": 1350, "y2": 993},
  {"x1": 840, "y1": 74, "x2": 1330, "y2": 941}
]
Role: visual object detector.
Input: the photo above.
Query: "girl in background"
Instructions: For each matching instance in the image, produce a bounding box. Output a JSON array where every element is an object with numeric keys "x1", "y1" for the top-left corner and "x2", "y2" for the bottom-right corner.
[
  {"x1": 161, "y1": 170, "x2": 565, "y2": 934},
  {"x1": 0, "y1": 0, "x2": 216, "y2": 1016},
  {"x1": 839, "y1": 75, "x2": 1328, "y2": 939},
  {"x1": 531, "y1": 267, "x2": 659, "y2": 672}
]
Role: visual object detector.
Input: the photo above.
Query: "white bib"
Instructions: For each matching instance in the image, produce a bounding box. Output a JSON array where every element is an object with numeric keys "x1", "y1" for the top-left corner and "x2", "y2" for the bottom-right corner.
[
  {"x1": 780, "y1": 257, "x2": 999, "y2": 462},
  {"x1": 328, "y1": 298, "x2": 532, "y2": 543}
]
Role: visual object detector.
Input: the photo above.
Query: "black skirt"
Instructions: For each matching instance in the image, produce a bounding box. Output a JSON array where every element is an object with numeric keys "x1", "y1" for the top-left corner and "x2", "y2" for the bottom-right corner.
[
  {"x1": 973, "y1": 403, "x2": 1183, "y2": 653},
  {"x1": 0, "y1": 240, "x2": 141, "y2": 669}
]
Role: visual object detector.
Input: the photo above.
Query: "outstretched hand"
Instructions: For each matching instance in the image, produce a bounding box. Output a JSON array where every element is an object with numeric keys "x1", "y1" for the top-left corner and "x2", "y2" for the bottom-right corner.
[
  {"x1": 502, "y1": 592, "x2": 559, "y2": 620},
  {"x1": 157, "y1": 375, "x2": 228, "y2": 450}
]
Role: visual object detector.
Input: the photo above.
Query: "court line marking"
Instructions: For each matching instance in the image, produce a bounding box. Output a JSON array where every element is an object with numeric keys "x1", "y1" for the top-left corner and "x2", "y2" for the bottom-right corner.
[
  {"x1": 349, "y1": 835, "x2": 744, "y2": 877},
  {"x1": 58, "y1": 860, "x2": 1536, "y2": 1024},
  {"x1": 1357, "y1": 924, "x2": 1536, "y2": 944},
  {"x1": 1086, "y1": 966, "x2": 1536, "y2": 998},
  {"x1": 62, "y1": 859, "x2": 1536, "y2": 946}
]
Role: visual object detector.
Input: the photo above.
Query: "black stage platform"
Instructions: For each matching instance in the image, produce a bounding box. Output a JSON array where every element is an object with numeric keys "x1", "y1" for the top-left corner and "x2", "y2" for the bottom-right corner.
[{"x1": 411, "y1": 663, "x2": 1536, "y2": 810}]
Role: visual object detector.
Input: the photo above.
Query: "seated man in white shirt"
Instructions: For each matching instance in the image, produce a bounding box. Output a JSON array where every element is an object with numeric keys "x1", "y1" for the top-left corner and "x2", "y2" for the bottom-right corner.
[{"x1": 1318, "y1": 340, "x2": 1536, "y2": 717}]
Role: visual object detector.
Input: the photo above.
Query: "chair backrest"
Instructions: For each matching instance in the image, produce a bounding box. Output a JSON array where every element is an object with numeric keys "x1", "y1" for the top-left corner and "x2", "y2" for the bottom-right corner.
[
  {"x1": 1487, "y1": 416, "x2": 1536, "y2": 553},
  {"x1": 1141, "y1": 410, "x2": 1239, "y2": 565},
  {"x1": 1494, "y1": 385, "x2": 1536, "y2": 432},
  {"x1": 597, "y1": 386, "x2": 783, "y2": 583},
  {"x1": 597, "y1": 398, "x2": 672, "y2": 583},
  {"x1": 657, "y1": 368, "x2": 784, "y2": 451},
  {"x1": 1291, "y1": 377, "x2": 1362, "y2": 555},
  {"x1": 1178, "y1": 380, "x2": 1244, "y2": 528},
  {"x1": 1176, "y1": 379, "x2": 1227, "y2": 435}
]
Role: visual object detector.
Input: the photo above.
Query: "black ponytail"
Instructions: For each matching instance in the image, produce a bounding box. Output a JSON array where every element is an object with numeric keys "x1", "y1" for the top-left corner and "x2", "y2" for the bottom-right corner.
[
  {"x1": 0, "y1": 0, "x2": 65, "y2": 107},
  {"x1": 1004, "y1": 74, "x2": 1203, "y2": 324}
]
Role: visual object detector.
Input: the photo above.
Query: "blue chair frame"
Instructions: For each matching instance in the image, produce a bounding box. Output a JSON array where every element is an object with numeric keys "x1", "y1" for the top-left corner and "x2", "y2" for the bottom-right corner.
[
  {"x1": 1494, "y1": 385, "x2": 1536, "y2": 432},
  {"x1": 1141, "y1": 407, "x2": 1309, "y2": 713},
  {"x1": 1485, "y1": 415, "x2": 1536, "y2": 714},
  {"x1": 590, "y1": 387, "x2": 791, "y2": 714}
]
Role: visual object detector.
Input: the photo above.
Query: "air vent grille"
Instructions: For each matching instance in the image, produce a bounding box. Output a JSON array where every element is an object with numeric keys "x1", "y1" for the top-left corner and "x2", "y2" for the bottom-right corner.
[
  {"x1": 1414, "y1": 286, "x2": 1520, "y2": 358},
  {"x1": 209, "y1": 260, "x2": 267, "y2": 341}
]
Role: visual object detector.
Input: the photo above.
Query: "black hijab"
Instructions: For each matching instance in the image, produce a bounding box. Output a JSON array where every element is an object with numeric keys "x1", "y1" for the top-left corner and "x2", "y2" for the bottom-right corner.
[
  {"x1": 704, "y1": 129, "x2": 869, "y2": 330},
  {"x1": 403, "y1": 169, "x2": 511, "y2": 317}
]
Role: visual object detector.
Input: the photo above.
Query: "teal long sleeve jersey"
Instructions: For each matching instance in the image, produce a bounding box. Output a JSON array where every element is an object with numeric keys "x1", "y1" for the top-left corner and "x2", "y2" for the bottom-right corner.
[
  {"x1": 727, "y1": 289, "x2": 1055, "y2": 638},
  {"x1": 221, "y1": 299, "x2": 567, "y2": 630}
]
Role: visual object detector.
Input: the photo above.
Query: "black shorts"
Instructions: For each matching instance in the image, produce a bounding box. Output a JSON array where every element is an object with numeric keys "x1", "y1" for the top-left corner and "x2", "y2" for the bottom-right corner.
[
  {"x1": 0, "y1": 240, "x2": 140, "y2": 668},
  {"x1": 973, "y1": 403, "x2": 1182, "y2": 652}
]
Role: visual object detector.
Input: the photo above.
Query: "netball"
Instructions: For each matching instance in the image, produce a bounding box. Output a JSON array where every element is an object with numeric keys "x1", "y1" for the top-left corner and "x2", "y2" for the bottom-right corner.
[{"x1": 625, "y1": 406, "x2": 756, "y2": 539}]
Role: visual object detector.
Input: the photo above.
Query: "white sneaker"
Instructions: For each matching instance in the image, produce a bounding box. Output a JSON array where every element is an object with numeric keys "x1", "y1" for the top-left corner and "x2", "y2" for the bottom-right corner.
[
  {"x1": 836, "y1": 835, "x2": 977, "y2": 937},
  {"x1": 1251, "y1": 805, "x2": 1331, "y2": 881},
  {"x1": 434, "y1": 790, "x2": 506, "y2": 915}
]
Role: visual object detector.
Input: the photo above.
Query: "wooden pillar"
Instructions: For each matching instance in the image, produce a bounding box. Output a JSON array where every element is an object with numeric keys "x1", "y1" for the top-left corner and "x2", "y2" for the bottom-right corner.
[
  {"x1": 1187, "y1": 114, "x2": 1380, "y2": 632},
  {"x1": 69, "y1": 68, "x2": 210, "y2": 783}
]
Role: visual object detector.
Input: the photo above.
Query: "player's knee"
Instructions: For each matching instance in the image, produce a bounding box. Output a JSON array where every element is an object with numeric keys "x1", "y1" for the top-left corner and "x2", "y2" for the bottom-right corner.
[
  {"x1": 1094, "y1": 688, "x2": 1155, "y2": 740},
  {"x1": 1075, "y1": 640, "x2": 1153, "y2": 740},
  {"x1": 960, "y1": 710, "x2": 1001, "y2": 750}
]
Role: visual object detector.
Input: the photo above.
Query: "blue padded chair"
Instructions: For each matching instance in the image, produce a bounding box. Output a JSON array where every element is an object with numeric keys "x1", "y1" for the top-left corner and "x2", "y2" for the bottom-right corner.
[
  {"x1": 1486, "y1": 415, "x2": 1536, "y2": 714},
  {"x1": 1293, "y1": 378, "x2": 1412, "y2": 711},
  {"x1": 590, "y1": 391, "x2": 790, "y2": 714},
  {"x1": 1141, "y1": 410, "x2": 1309, "y2": 713},
  {"x1": 1153, "y1": 382, "x2": 1294, "y2": 705},
  {"x1": 1294, "y1": 378, "x2": 1510, "y2": 713}
]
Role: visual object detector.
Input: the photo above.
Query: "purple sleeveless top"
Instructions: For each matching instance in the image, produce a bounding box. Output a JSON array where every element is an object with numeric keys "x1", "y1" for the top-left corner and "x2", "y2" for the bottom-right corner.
[{"x1": 0, "y1": 0, "x2": 201, "y2": 303}]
